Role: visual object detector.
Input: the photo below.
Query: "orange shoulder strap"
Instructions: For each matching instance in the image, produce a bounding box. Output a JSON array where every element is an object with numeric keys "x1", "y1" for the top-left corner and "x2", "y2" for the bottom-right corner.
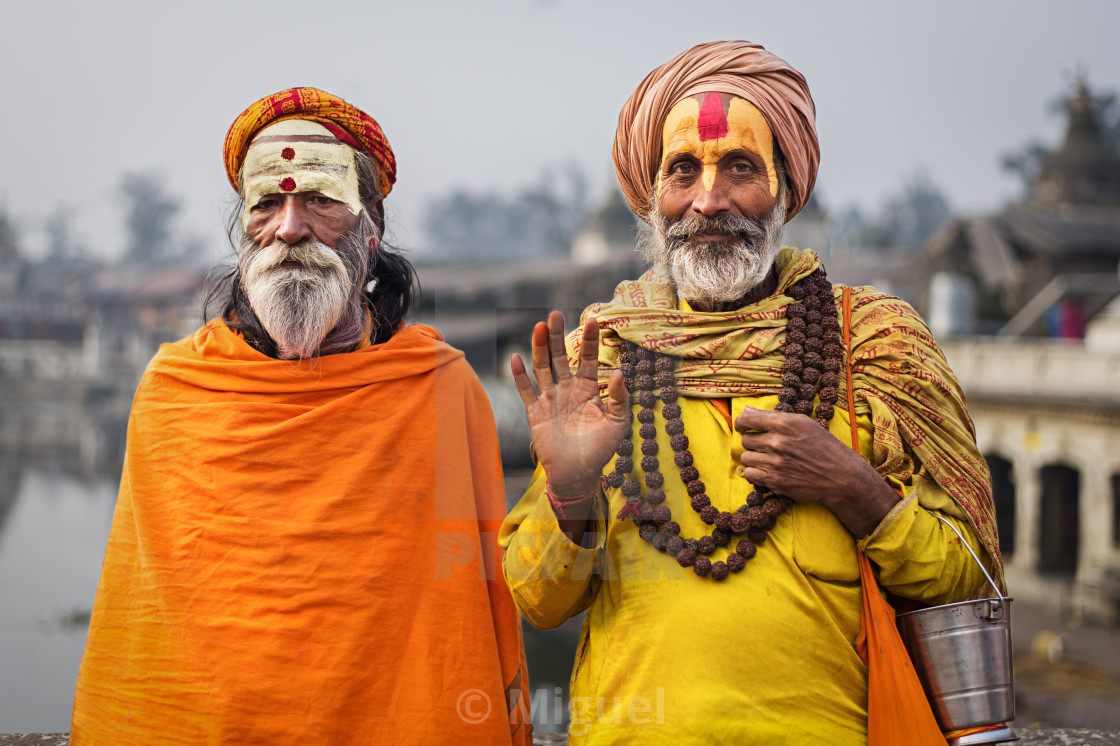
[
  {"x1": 845, "y1": 285, "x2": 947, "y2": 745},
  {"x1": 843, "y1": 286, "x2": 858, "y2": 451}
]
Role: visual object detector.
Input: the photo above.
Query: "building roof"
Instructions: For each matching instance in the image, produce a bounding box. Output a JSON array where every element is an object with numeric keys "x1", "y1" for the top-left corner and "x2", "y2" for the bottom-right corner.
[
  {"x1": 916, "y1": 77, "x2": 1120, "y2": 336},
  {"x1": 926, "y1": 207, "x2": 1120, "y2": 292}
]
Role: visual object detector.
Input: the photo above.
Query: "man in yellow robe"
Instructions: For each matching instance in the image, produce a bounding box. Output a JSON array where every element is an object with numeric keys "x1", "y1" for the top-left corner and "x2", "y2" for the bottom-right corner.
[
  {"x1": 71, "y1": 88, "x2": 530, "y2": 746},
  {"x1": 500, "y1": 42, "x2": 1003, "y2": 744}
]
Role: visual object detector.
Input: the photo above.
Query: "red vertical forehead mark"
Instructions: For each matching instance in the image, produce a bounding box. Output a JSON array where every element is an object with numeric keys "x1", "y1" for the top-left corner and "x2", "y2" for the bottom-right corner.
[
  {"x1": 281, "y1": 147, "x2": 295, "y2": 161},
  {"x1": 697, "y1": 92, "x2": 729, "y2": 141},
  {"x1": 279, "y1": 177, "x2": 296, "y2": 192}
]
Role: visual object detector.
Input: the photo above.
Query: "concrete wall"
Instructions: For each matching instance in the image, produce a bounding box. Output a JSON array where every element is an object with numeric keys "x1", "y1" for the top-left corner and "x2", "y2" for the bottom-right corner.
[{"x1": 942, "y1": 339, "x2": 1120, "y2": 619}]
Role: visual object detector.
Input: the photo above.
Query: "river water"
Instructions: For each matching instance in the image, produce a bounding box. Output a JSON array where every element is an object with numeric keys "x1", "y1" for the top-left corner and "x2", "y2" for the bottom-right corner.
[
  {"x1": 0, "y1": 468, "x2": 117, "y2": 730},
  {"x1": 0, "y1": 399, "x2": 126, "y2": 732}
]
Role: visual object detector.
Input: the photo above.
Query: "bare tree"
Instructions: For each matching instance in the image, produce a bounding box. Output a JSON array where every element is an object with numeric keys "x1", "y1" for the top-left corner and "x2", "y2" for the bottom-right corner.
[
  {"x1": 834, "y1": 171, "x2": 952, "y2": 253},
  {"x1": 423, "y1": 163, "x2": 591, "y2": 262},
  {"x1": 120, "y1": 172, "x2": 183, "y2": 264},
  {"x1": 44, "y1": 204, "x2": 85, "y2": 261},
  {"x1": 0, "y1": 202, "x2": 19, "y2": 265},
  {"x1": 871, "y1": 171, "x2": 952, "y2": 250}
]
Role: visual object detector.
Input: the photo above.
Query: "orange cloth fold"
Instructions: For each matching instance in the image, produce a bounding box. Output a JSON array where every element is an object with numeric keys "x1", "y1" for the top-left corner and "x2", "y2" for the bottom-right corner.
[
  {"x1": 855, "y1": 552, "x2": 947, "y2": 746},
  {"x1": 71, "y1": 321, "x2": 529, "y2": 746}
]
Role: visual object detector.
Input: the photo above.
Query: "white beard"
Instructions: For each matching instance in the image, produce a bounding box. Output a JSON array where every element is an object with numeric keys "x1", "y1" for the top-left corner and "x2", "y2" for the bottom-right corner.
[
  {"x1": 239, "y1": 239, "x2": 356, "y2": 360},
  {"x1": 639, "y1": 199, "x2": 787, "y2": 311}
]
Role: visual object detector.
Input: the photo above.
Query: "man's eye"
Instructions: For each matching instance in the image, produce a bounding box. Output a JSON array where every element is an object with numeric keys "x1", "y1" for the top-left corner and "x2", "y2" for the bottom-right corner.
[
  {"x1": 311, "y1": 196, "x2": 335, "y2": 206},
  {"x1": 670, "y1": 162, "x2": 696, "y2": 175},
  {"x1": 251, "y1": 199, "x2": 277, "y2": 211}
]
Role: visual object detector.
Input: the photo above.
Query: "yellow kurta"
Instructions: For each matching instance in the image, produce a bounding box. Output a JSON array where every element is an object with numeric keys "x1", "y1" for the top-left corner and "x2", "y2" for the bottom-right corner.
[{"x1": 500, "y1": 392, "x2": 989, "y2": 745}]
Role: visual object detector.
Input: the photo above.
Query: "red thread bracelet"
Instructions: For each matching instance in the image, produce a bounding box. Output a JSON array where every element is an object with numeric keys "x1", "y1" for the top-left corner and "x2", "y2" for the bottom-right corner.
[{"x1": 546, "y1": 480, "x2": 600, "y2": 522}]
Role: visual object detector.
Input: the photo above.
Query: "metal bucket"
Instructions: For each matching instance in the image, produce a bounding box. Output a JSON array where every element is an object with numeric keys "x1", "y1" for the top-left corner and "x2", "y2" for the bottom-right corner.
[{"x1": 896, "y1": 513, "x2": 1015, "y2": 744}]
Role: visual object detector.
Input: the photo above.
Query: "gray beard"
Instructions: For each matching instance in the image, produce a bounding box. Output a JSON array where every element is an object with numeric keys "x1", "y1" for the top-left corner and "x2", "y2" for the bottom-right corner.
[
  {"x1": 238, "y1": 220, "x2": 373, "y2": 361},
  {"x1": 638, "y1": 198, "x2": 787, "y2": 312}
]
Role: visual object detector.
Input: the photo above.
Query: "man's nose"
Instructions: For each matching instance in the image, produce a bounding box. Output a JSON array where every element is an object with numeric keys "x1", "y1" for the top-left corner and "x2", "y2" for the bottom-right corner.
[
  {"x1": 690, "y1": 174, "x2": 731, "y2": 216},
  {"x1": 274, "y1": 197, "x2": 311, "y2": 244}
]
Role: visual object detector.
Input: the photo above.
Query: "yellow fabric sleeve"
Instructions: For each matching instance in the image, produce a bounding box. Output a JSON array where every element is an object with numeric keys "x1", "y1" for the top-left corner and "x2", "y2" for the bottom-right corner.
[
  {"x1": 498, "y1": 464, "x2": 605, "y2": 629},
  {"x1": 848, "y1": 392, "x2": 993, "y2": 603},
  {"x1": 858, "y1": 488, "x2": 994, "y2": 604}
]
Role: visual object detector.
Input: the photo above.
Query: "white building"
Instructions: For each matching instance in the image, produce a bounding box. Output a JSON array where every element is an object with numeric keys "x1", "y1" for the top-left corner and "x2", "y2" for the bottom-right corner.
[{"x1": 924, "y1": 78, "x2": 1120, "y2": 620}]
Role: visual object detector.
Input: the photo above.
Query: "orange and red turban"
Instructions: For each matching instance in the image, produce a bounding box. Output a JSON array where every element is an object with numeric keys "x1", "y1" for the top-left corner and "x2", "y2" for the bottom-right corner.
[
  {"x1": 613, "y1": 40, "x2": 819, "y2": 222},
  {"x1": 224, "y1": 87, "x2": 396, "y2": 198}
]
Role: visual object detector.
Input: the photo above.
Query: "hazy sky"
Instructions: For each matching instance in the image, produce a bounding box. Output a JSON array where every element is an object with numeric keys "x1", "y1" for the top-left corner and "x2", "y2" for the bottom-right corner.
[{"x1": 2, "y1": 0, "x2": 1117, "y2": 262}]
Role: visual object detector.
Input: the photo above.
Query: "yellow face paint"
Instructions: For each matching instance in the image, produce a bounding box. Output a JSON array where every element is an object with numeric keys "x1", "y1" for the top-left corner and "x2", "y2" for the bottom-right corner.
[
  {"x1": 241, "y1": 119, "x2": 362, "y2": 229},
  {"x1": 658, "y1": 93, "x2": 778, "y2": 197}
]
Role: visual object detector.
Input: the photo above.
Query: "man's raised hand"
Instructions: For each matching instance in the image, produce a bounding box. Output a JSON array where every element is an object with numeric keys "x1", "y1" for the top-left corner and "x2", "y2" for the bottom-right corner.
[{"x1": 511, "y1": 311, "x2": 631, "y2": 496}]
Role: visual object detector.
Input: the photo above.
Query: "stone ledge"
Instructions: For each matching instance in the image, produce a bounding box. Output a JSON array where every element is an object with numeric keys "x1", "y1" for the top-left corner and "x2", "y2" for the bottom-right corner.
[
  {"x1": 1016, "y1": 732, "x2": 1120, "y2": 745},
  {"x1": 3, "y1": 730, "x2": 1118, "y2": 745}
]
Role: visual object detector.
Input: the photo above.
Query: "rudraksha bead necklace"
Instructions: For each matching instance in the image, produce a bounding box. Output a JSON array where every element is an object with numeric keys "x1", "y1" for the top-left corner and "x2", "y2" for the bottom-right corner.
[{"x1": 609, "y1": 268, "x2": 844, "y2": 581}]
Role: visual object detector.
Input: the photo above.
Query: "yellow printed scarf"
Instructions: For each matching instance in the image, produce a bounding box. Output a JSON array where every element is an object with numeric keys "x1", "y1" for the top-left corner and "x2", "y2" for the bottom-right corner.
[{"x1": 568, "y1": 247, "x2": 1003, "y2": 591}]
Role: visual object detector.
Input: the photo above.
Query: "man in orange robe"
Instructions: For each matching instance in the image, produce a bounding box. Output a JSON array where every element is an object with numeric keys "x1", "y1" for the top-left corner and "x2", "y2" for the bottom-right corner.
[{"x1": 71, "y1": 88, "x2": 530, "y2": 746}]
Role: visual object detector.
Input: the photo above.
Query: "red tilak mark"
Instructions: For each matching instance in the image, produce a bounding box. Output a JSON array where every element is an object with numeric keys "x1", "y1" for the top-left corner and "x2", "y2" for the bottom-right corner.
[
  {"x1": 697, "y1": 92, "x2": 728, "y2": 141},
  {"x1": 279, "y1": 177, "x2": 296, "y2": 192},
  {"x1": 281, "y1": 147, "x2": 295, "y2": 161}
]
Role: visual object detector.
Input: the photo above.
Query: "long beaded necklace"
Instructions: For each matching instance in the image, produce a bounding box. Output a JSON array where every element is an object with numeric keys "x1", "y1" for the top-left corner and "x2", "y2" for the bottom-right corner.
[{"x1": 607, "y1": 268, "x2": 844, "y2": 581}]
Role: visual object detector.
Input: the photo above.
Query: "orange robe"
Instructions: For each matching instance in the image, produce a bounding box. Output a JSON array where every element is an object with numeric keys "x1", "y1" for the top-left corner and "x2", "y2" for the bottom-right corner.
[{"x1": 71, "y1": 321, "x2": 529, "y2": 746}]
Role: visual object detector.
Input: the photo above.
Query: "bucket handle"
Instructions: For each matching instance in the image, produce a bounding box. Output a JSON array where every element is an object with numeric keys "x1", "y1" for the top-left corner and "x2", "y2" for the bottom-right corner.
[{"x1": 928, "y1": 512, "x2": 1006, "y2": 618}]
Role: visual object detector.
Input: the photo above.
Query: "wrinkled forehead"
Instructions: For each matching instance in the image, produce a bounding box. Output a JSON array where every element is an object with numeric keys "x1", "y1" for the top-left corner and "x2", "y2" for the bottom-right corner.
[
  {"x1": 240, "y1": 119, "x2": 363, "y2": 228},
  {"x1": 660, "y1": 92, "x2": 774, "y2": 158}
]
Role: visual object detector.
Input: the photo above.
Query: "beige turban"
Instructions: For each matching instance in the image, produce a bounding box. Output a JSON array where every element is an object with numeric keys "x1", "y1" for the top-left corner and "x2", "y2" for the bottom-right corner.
[{"x1": 613, "y1": 40, "x2": 819, "y2": 222}]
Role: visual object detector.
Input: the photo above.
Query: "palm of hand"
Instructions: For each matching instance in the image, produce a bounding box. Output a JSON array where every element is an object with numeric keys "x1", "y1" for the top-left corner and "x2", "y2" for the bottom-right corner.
[
  {"x1": 527, "y1": 375, "x2": 629, "y2": 493},
  {"x1": 512, "y1": 312, "x2": 631, "y2": 496}
]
